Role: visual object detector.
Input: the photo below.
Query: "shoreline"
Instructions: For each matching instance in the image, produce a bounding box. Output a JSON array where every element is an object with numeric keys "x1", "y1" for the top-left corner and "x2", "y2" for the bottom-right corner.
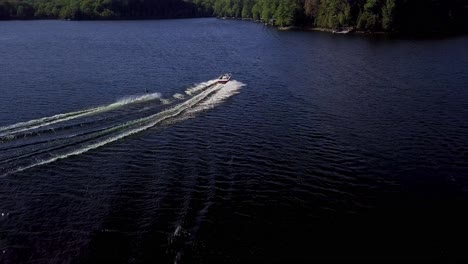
[
  {"x1": 301, "y1": 27, "x2": 387, "y2": 35},
  {"x1": 267, "y1": 23, "x2": 466, "y2": 37},
  {"x1": 2, "y1": 16, "x2": 466, "y2": 36},
  {"x1": 275, "y1": 24, "x2": 390, "y2": 35},
  {"x1": 0, "y1": 16, "x2": 211, "y2": 22}
]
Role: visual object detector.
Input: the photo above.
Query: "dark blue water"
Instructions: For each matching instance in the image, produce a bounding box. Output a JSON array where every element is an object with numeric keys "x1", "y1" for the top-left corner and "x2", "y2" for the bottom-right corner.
[{"x1": 0, "y1": 18, "x2": 467, "y2": 263}]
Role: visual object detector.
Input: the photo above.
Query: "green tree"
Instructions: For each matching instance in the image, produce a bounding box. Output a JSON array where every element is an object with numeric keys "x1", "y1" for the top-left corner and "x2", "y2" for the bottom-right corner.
[
  {"x1": 260, "y1": 0, "x2": 271, "y2": 21},
  {"x1": 241, "y1": 0, "x2": 252, "y2": 18},
  {"x1": 52, "y1": 6, "x2": 60, "y2": 17},
  {"x1": 59, "y1": 6, "x2": 71, "y2": 19},
  {"x1": 232, "y1": 1, "x2": 240, "y2": 17},
  {"x1": 252, "y1": 2, "x2": 260, "y2": 20},
  {"x1": 100, "y1": 8, "x2": 114, "y2": 17},
  {"x1": 315, "y1": 0, "x2": 351, "y2": 29},
  {"x1": 275, "y1": 0, "x2": 299, "y2": 27},
  {"x1": 16, "y1": 5, "x2": 24, "y2": 17},
  {"x1": 382, "y1": 0, "x2": 395, "y2": 30},
  {"x1": 357, "y1": 0, "x2": 385, "y2": 30}
]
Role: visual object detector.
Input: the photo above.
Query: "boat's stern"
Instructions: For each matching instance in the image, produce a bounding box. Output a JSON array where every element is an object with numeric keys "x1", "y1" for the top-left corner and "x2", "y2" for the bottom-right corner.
[{"x1": 217, "y1": 73, "x2": 232, "y2": 84}]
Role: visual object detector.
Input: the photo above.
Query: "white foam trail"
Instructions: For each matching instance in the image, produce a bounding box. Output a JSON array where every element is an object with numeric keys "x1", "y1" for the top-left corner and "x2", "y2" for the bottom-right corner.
[
  {"x1": 185, "y1": 79, "x2": 218, "y2": 96},
  {"x1": 173, "y1": 93, "x2": 185, "y2": 100},
  {"x1": 160, "y1": 98, "x2": 172, "y2": 105},
  {"x1": 0, "y1": 109, "x2": 91, "y2": 134},
  {"x1": 187, "y1": 80, "x2": 245, "y2": 114},
  {"x1": 114, "y1": 92, "x2": 162, "y2": 106},
  {"x1": 163, "y1": 80, "x2": 245, "y2": 126},
  {"x1": 1, "y1": 85, "x2": 223, "y2": 177},
  {"x1": 0, "y1": 92, "x2": 162, "y2": 136}
]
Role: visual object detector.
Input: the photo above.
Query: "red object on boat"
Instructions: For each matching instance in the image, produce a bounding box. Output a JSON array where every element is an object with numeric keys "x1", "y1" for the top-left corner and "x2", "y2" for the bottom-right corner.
[{"x1": 217, "y1": 73, "x2": 232, "y2": 84}]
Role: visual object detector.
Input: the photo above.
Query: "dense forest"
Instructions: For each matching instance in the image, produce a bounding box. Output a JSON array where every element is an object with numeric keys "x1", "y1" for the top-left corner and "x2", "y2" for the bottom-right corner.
[
  {"x1": 1, "y1": 0, "x2": 467, "y2": 33},
  {"x1": 0, "y1": 0, "x2": 204, "y2": 20},
  {"x1": 196, "y1": 0, "x2": 468, "y2": 32}
]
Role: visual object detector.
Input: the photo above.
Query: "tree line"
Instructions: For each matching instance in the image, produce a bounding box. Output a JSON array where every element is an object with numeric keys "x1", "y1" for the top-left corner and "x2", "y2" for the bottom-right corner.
[
  {"x1": 0, "y1": 0, "x2": 203, "y2": 20},
  {"x1": 195, "y1": 0, "x2": 468, "y2": 32},
  {"x1": 1, "y1": 0, "x2": 467, "y2": 33}
]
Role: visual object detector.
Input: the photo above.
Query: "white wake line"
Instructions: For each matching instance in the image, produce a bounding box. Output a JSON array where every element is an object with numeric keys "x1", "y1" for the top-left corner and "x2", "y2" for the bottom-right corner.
[
  {"x1": 0, "y1": 79, "x2": 217, "y2": 136},
  {"x1": 172, "y1": 80, "x2": 245, "y2": 124},
  {"x1": 0, "y1": 109, "x2": 91, "y2": 135},
  {"x1": 0, "y1": 84, "x2": 226, "y2": 177},
  {"x1": 0, "y1": 92, "x2": 162, "y2": 137},
  {"x1": 185, "y1": 79, "x2": 218, "y2": 96}
]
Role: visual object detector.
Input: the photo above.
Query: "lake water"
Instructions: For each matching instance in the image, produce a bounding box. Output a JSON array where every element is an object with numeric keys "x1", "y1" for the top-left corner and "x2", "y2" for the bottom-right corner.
[{"x1": 0, "y1": 18, "x2": 467, "y2": 262}]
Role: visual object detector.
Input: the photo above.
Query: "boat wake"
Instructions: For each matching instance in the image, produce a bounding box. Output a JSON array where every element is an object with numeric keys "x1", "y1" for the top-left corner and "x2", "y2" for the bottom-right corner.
[
  {"x1": 0, "y1": 92, "x2": 163, "y2": 137},
  {"x1": 168, "y1": 80, "x2": 245, "y2": 124},
  {"x1": 0, "y1": 80, "x2": 244, "y2": 177}
]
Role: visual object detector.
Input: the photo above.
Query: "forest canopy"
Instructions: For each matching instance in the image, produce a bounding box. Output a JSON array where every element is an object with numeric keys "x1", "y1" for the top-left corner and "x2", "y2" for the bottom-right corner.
[
  {"x1": 0, "y1": 0, "x2": 203, "y2": 20},
  {"x1": 196, "y1": 0, "x2": 468, "y2": 32},
  {"x1": 1, "y1": 0, "x2": 467, "y2": 33}
]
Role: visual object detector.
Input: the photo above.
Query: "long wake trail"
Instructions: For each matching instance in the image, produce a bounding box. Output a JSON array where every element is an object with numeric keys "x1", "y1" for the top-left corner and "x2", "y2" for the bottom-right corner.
[
  {"x1": 0, "y1": 80, "x2": 243, "y2": 177},
  {"x1": 0, "y1": 92, "x2": 162, "y2": 137}
]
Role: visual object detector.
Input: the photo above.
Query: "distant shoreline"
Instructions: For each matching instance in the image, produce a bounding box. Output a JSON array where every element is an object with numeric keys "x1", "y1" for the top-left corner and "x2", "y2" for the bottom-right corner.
[
  {"x1": 278, "y1": 26, "x2": 387, "y2": 35},
  {"x1": 0, "y1": 16, "x2": 210, "y2": 22},
  {"x1": 218, "y1": 17, "x2": 467, "y2": 37},
  {"x1": 1, "y1": 16, "x2": 466, "y2": 37}
]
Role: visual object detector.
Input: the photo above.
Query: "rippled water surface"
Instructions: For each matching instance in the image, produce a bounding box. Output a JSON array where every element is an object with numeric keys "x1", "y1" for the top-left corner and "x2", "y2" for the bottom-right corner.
[{"x1": 1, "y1": 18, "x2": 468, "y2": 262}]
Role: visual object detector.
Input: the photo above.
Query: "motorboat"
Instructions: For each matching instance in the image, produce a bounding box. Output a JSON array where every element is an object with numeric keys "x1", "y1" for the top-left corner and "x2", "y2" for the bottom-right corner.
[{"x1": 217, "y1": 73, "x2": 232, "y2": 84}]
